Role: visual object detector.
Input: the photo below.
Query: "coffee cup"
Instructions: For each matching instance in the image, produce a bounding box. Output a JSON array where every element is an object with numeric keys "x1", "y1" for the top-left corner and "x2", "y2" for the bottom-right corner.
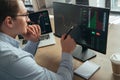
[{"x1": 110, "y1": 53, "x2": 120, "y2": 76}]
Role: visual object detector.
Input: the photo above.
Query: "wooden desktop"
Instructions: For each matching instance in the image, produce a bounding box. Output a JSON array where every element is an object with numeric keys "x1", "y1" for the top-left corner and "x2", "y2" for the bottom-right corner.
[{"x1": 34, "y1": 16, "x2": 120, "y2": 80}]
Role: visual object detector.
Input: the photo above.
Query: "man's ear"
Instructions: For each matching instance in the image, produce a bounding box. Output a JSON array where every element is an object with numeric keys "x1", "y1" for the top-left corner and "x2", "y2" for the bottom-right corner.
[{"x1": 4, "y1": 16, "x2": 14, "y2": 28}]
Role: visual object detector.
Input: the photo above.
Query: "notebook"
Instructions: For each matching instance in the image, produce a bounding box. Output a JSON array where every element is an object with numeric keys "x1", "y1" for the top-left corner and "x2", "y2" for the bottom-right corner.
[
  {"x1": 74, "y1": 61, "x2": 100, "y2": 79},
  {"x1": 29, "y1": 10, "x2": 56, "y2": 47}
]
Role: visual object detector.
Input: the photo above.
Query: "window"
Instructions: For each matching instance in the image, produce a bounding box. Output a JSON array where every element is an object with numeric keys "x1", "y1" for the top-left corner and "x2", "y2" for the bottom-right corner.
[
  {"x1": 105, "y1": 0, "x2": 120, "y2": 13},
  {"x1": 23, "y1": 0, "x2": 32, "y2": 5},
  {"x1": 89, "y1": 0, "x2": 120, "y2": 13},
  {"x1": 111, "y1": 0, "x2": 120, "y2": 12},
  {"x1": 23, "y1": 0, "x2": 34, "y2": 12}
]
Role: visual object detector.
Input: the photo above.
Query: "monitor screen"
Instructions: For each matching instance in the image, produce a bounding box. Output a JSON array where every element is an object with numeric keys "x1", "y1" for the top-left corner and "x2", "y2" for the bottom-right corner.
[
  {"x1": 53, "y1": 2, "x2": 110, "y2": 61},
  {"x1": 29, "y1": 10, "x2": 52, "y2": 34}
]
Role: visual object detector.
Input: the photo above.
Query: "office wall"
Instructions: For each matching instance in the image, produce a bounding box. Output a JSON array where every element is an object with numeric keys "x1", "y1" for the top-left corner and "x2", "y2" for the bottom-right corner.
[
  {"x1": 32, "y1": 0, "x2": 46, "y2": 11},
  {"x1": 32, "y1": 0, "x2": 76, "y2": 12},
  {"x1": 89, "y1": 0, "x2": 105, "y2": 8},
  {"x1": 45, "y1": 0, "x2": 76, "y2": 8}
]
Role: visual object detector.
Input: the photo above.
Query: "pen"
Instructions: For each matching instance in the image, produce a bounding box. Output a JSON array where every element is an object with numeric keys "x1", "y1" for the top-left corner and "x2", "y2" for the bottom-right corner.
[{"x1": 64, "y1": 26, "x2": 74, "y2": 39}]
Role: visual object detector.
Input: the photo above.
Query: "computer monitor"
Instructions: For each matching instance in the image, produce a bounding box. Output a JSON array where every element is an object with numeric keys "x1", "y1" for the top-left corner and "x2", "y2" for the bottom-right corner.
[{"x1": 53, "y1": 2, "x2": 110, "y2": 61}]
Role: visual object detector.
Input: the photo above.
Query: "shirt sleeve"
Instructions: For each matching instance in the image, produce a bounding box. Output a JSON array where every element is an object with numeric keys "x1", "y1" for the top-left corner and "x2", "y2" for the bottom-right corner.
[
  {"x1": 5, "y1": 52, "x2": 73, "y2": 80},
  {"x1": 22, "y1": 41, "x2": 39, "y2": 56},
  {"x1": 57, "y1": 52, "x2": 74, "y2": 80}
]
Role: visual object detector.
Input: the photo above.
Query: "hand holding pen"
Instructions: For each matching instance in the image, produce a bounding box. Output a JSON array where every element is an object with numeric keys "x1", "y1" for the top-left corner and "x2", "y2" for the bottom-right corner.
[
  {"x1": 61, "y1": 26, "x2": 76, "y2": 53},
  {"x1": 64, "y1": 26, "x2": 74, "y2": 39}
]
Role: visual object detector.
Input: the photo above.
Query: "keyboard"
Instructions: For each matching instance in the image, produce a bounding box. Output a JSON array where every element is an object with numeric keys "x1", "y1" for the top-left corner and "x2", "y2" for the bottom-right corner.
[{"x1": 40, "y1": 34, "x2": 50, "y2": 41}]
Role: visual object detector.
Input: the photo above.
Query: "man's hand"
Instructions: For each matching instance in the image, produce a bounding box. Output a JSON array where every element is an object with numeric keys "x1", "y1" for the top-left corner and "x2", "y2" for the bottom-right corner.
[
  {"x1": 22, "y1": 24, "x2": 41, "y2": 42},
  {"x1": 61, "y1": 34, "x2": 76, "y2": 54}
]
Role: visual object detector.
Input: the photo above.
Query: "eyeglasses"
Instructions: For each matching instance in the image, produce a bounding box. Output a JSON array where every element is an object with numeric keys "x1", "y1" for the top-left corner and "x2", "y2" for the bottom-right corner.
[{"x1": 16, "y1": 13, "x2": 29, "y2": 19}]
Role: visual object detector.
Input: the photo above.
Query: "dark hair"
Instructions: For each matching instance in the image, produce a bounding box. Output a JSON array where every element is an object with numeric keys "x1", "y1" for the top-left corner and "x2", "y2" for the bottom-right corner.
[{"x1": 0, "y1": 0, "x2": 20, "y2": 25}]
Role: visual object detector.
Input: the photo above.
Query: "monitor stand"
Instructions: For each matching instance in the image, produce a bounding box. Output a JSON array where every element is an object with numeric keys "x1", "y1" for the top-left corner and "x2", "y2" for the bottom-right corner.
[{"x1": 72, "y1": 45, "x2": 96, "y2": 62}]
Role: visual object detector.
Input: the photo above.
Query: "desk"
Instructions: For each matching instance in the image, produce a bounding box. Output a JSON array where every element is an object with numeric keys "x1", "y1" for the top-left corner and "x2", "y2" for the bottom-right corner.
[{"x1": 35, "y1": 16, "x2": 120, "y2": 80}]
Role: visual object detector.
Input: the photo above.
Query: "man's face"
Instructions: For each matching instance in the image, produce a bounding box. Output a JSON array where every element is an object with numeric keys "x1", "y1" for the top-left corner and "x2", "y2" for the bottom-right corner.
[{"x1": 12, "y1": 0, "x2": 30, "y2": 35}]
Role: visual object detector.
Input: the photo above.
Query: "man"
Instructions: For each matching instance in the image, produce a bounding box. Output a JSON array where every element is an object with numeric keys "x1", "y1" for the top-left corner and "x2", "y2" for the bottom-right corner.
[{"x1": 0, "y1": 0, "x2": 76, "y2": 80}]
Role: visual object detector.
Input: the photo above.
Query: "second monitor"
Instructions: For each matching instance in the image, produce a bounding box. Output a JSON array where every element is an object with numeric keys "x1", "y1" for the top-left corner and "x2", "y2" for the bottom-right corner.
[{"x1": 53, "y1": 2, "x2": 110, "y2": 61}]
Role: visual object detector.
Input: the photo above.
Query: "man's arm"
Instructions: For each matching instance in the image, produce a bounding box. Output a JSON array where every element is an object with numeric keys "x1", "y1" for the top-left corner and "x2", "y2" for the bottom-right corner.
[
  {"x1": 22, "y1": 41, "x2": 39, "y2": 55},
  {"x1": 4, "y1": 52, "x2": 73, "y2": 80}
]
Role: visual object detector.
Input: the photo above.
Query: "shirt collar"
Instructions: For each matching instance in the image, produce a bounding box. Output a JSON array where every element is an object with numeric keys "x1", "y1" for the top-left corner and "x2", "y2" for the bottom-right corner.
[{"x1": 0, "y1": 32, "x2": 20, "y2": 48}]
